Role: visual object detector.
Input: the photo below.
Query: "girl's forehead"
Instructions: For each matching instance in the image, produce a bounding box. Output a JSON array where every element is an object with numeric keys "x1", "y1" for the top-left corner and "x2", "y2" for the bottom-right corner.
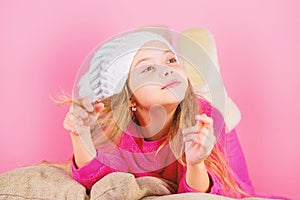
[
  {"x1": 130, "y1": 41, "x2": 175, "y2": 70},
  {"x1": 134, "y1": 41, "x2": 173, "y2": 60},
  {"x1": 138, "y1": 40, "x2": 171, "y2": 51}
]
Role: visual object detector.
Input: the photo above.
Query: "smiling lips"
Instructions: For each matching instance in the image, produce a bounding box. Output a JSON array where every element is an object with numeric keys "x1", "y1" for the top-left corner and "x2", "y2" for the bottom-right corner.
[{"x1": 161, "y1": 80, "x2": 181, "y2": 90}]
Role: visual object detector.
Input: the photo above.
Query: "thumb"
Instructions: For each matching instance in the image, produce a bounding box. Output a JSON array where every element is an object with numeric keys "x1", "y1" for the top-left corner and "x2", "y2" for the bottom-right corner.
[{"x1": 94, "y1": 102, "x2": 104, "y2": 113}]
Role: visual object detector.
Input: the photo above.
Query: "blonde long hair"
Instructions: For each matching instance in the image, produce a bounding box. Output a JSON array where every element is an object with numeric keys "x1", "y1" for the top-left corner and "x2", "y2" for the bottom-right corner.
[{"x1": 45, "y1": 82, "x2": 250, "y2": 198}]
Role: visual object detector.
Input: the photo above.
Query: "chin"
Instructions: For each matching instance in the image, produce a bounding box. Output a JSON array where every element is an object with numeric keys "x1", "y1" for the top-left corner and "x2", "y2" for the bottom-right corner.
[
  {"x1": 163, "y1": 90, "x2": 186, "y2": 103},
  {"x1": 161, "y1": 96, "x2": 183, "y2": 107}
]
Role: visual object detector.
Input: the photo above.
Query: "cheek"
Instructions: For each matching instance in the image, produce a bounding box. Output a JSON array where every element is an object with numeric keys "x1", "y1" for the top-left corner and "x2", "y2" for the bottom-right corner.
[
  {"x1": 128, "y1": 72, "x2": 163, "y2": 94},
  {"x1": 169, "y1": 81, "x2": 188, "y2": 102},
  {"x1": 174, "y1": 69, "x2": 189, "y2": 89},
  {"x1": 132, "y1": 86, "x2": 160, "y2": 107},
  {"x1": 176, "y1": 68, "x2": 188, "y2": 81}
]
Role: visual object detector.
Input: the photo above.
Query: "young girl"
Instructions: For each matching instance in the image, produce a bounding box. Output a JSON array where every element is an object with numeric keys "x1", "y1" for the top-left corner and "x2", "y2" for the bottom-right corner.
[{"x1": 62, "y1": 30, "x2": 255, "y2": 198}]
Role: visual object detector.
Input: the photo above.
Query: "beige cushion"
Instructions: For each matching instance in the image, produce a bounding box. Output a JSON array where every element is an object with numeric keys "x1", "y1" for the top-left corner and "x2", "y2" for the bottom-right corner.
[
  {"x1": 0, "y1": 165, "x2": 270, "y2": 200},
  {"x1": 90, "y1": 172, "x2": 269, "y2": 200},
  {"x1": 0, "y1": 165, "x2": 87, "y2": 200},
  {"x1": 179, "y1": 28, "x2": 242, "y2": 132},
  {"x1": 90, "y1": 172, "x2": 176, "y2": 200}
]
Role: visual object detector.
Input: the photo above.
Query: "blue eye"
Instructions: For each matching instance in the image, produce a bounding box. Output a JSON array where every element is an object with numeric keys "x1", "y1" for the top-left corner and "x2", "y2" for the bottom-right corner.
[{"x1": 141, "y1": 65, "x2": 155, "y2": 73}]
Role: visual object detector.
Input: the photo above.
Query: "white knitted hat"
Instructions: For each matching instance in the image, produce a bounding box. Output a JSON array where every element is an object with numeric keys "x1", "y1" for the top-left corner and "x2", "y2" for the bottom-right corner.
[{"x1": 77, "y1": 31, "x2": 175, "y2": 103}]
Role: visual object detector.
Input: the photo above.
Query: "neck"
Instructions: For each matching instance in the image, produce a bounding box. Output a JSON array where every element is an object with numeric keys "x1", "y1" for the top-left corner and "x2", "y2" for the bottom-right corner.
[{"x1": 135, "y1": 104, "x2": 178, "y2": 141}]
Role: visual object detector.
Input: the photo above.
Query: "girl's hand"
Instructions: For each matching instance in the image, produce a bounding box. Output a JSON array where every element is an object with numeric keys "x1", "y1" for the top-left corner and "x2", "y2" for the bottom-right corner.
[
  {"x1": 63, "y1": 98, "x2": 104, "y2": 136},
  {"x1": 182, "y1": 114, "x2": 216, "y2": 166}
]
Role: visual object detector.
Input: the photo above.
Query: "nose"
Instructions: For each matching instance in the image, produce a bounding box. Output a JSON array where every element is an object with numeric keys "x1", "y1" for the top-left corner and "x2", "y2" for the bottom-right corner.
[{"x1": 161, "y1": 68, "x2": 174, "y2": 77}]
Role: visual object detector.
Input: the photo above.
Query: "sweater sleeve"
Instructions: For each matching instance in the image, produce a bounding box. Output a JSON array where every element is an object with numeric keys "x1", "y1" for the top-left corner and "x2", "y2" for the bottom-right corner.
[
  {"x1": 176, "y1": 99, "x2": 227, "y2": 194},
  {"x1": 177, "y1": 165, "x2": 223, "y2": 194},
  {"x1": 177, "y1": 99, "x2": 254, "y2": 196},
  {"x1": 177, "y1": 130, "x2": 255, "y2": 196},
  {"x1": 177, "y1": 130, "x2": 254, "y2": 196},
  {"x1": 176, "y1": 99, "x2": 224, "y2": 194},
  {"x1": 71, "y1": 145, "x2": 128, "y2": 191}
]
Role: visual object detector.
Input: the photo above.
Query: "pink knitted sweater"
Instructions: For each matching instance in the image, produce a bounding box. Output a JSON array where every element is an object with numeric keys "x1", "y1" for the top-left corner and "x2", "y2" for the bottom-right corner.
[{"x1": 71, "y1": 99, "x2": 255, "y2": 198}]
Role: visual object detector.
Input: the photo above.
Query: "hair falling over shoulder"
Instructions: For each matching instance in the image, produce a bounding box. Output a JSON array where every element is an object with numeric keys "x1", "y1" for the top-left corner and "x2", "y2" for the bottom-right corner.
[
  {"x1": 166, "y1": 83, "x2": 251, "y2": 197},
  {"x1": 44, "y1": 85, "x2": 250, "y2": 198}
]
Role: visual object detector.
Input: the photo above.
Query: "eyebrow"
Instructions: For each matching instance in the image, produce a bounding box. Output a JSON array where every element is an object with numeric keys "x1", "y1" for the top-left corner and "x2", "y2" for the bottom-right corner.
[{"x1": 133, "y1": 50, "x2": 173, "y2": 68}]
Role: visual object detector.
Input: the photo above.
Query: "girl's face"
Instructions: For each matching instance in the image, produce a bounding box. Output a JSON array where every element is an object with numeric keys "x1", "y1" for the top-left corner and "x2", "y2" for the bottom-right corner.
[{"x1": 128, "y1": 40, "x2": 188, "y2": 110}]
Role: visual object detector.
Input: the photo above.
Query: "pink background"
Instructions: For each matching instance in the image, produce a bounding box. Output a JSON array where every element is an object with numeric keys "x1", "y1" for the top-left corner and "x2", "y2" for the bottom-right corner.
[{"x1": 0, "y1": 0, "x2": 299, "y2": 199}]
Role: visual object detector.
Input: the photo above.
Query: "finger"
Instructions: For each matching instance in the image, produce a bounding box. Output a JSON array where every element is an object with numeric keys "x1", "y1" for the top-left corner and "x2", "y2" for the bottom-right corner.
[
  {"x1": 64, "y1": 122, "x2": 76, "y2": 133},
  {"x1": 183, "y1": 129, "x2": 207, "y2": 143},
  {"x1": 195, "y1": 114, "x2": 201, "y2": 121},
  {"x1": 182, "y1": 123, "x2": 199, "y2": 135},
  {"x1": 185, "y1": 140, "x2": 197, "y2": 151},
  {"x1": 63, "y1": 117, "x2": 71, "y2": 130},
  {"x1": 198, "y1": 125, "x2": 209, "y2": 136},
  {"x1": 198, "y1": 138, "x2": 215, "y2": 160},
  {"x1": 202, "y1": 139, "x2": 215, "y2": 155},
  {"x1": 63, "y1": 118, "x2": 78, "y2": 134},
  {"x1": 183, "y1": 125, "x2": 209, "y2": 141},
  {"x1": 207, "y1": 134, "x2": 216, "y2": 146},
  {"x1": 64, "y1": 112, "x2": 75, "y2": 127},
  {"x1": 82, "y1": 98, "x2": 94, "y2": 112},
  {"x1": 83, "y1": 114, "x2": 98, "y2": 126},
  {"x1": 68, "y1": 112, "x2": 84, "y2": 126},
  {"x1": 73, "y1": 105, "x2": 89, "y2": 119},
  {"x1": 202, "y1": 134, "x2": 216, "y2": 149},
  {"x1": 193, "y1": 134, "x2": 207, "y2": 145},
  {"x1": 182, "y1": 116, "x2": 201, "y2": 135},
  {"x1": 184, "y1": 140, "x2": 193, "y2": 151},
  {"x1": 183, "y1": 128, "x2": 208, "y2": 144},
  {"x1": 94, "y1": 102, "x2": 104, "y2": 113},
  {"x1": 199, "y1": 114, "x2": 213, "y2": 126},
  {"x1": 188, "y1": 133, "x2": 214, "y2": 151},
  {"x1": 183, "y1": 133, "x2": 197, "y2": 142},
  {"x1": 185, "y1": 134, "x2": 205, "y2": 152}
]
